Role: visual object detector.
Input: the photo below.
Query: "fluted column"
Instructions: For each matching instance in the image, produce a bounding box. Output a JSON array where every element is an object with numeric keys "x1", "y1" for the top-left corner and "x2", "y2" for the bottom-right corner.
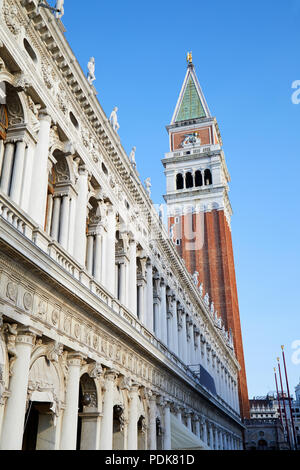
[
  {"x1": 99, "y1": 370, "x2": 118, "y2": 450},
  {"x1": 60, "y1": 353, "x2": 84, "y2": 450},
  {"x1": 73, "y1": 165, "x2": 89, "y2": 265},
  {"x1": 146, "y1": 260, "x2": 154, "y2": 331},
  {"x1": 29, "y1": 109, "x2": 52, "y2": 227},
  {"x1": 163, "y1": 400, "x2": 171, "y2": 450},
  {"x1": 186, "y1": 318, "x2": 194, "y2": 365},
  {"x1": 10, "y1": 140, "x2": 26, "y2": 204},
  {"x1": 0, "y1": 327, "x2": 38, "y2": 450},
  {"x1": 172, "y1": 298, "x2": 178, "y2": 356},
  {"x1": 148, "y1": 393, "x2": 157, "y2": 450},
  {"x1": 128, "y1": 239, "x2": 137, "y2": 315},
  {"x1": 127, "y1": 384, "x2": 139, "y2": 450},
  {"x1": 153, "y1": 300, "x2": 160, "y2": 338}
]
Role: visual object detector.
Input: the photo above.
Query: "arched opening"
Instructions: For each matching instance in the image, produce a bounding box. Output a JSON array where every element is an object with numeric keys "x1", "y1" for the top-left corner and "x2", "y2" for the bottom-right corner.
[
  {"x1": 185, "y1": 172, "x2": 193, "y2": 189},
  {"x1": 176, "y1": 173, "x2": 184, "y2": 190},
  {"x1": 23, "y1": 402, "x2": 55, "y2": 450},
  {"x1": 138, "y1": 415, "x2": 146, "y2": 449},
  {"x1": 156, "y1": 417, "x2": 163, "y2": 450},
  {"x1": 195, "y1": 170, "x2": 203, "y2": 187},
  {"x1": 204, "y1": 169, "x2": 212, "y2": 186},
  {"x1": 0, "y1": 84, "x2": 25, "y2": 201},
  {"x1": 22, "y1": 356, "x2": 61, "y2": 450},
  {"x1": 257, "y1": 439, "x2": 268, "y2": 450},
  {"x1": 77, "y1": 373, "x2": 98, "y2": 450},
  {"x1": 113, "y1": 404, "x2": 125, "y2": 450}
]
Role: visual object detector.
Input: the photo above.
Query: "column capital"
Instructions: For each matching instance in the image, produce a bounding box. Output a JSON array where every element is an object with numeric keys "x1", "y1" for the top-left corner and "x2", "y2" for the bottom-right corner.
[
  {"x1": 104, "y1": 368, "x2": 119, "y2": 382},
  {"x1": 66, "y1": 352, "x2": 86, "y2": 367},
  {"x1": 15, "y1": 325, "x2": 42, "y2": 346},
  {"x1": 38, "y1": 108, "x2": 52, "y2": 124}
]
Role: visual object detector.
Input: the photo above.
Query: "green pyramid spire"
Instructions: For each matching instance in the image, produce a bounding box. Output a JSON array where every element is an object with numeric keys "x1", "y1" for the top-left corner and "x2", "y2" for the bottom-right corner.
[{"x1": 175, "y1": 75, "x2": 206, "y2": 122}]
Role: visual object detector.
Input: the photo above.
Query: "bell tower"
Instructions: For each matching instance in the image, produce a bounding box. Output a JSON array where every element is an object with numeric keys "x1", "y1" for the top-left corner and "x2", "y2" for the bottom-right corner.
[{"x1": 162, "y1": 54, "x2": 250, "y2": 419}]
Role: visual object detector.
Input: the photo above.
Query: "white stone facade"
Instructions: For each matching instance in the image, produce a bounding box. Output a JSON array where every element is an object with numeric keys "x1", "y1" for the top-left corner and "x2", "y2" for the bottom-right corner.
[{"x1": 0, "y1": 0, "x2": 243, "y2": 450}]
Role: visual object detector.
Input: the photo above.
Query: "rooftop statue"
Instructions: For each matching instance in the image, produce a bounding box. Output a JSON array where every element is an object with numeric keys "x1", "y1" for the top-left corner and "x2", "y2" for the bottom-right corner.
[
  {"x1": 144, "y1": 177, "x2": 151, "y2": 197},
  {"x1": 55, "y1": 0, "x2": 64, "y2": 19},
  {"x1": 87, "y1": 57, "x2": 96, "y2": 85},
  {"x1": 129, "y1": 146, "x2": 136, "y2": 166},
  {"x1": 109, "y1": 107, "x2": 120, "y2": 133}
]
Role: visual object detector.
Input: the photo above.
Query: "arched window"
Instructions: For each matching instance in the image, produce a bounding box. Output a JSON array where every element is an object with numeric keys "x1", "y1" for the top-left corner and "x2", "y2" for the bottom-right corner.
[
  {"x1": 185, "y1": 172, "x2": 193, "y2": 189},
  {"x1": 204, "y1": 169, "x2": 212, "y2": 186},
  {"x1": 176, "y1": 173, "x2": 184, "y2": 190},
  {"x1": 195, "y1": 170, "x2": 203, "y2": 187}
]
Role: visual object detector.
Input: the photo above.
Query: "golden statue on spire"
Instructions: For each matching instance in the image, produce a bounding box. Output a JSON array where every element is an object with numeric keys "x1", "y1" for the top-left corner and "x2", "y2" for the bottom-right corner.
[{"x1": 187, "y1": 51, "x2": 193, "y2": 64}]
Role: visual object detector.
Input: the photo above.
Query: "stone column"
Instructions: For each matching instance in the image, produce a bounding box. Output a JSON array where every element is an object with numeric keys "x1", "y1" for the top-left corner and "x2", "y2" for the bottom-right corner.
[
  {"x1": 0, "y1": 141, "x2": 14, "y2": 194},
  {"x1": 86, "y1": 234, "x2": 94, "y2": 274},
  {"x1": 163, "y1": 400, "x2": 171, "y2": 450},
  {"x1": 100, "y1": 225, "x2": 108, "y2": 287},
  {"x1": 186, "y1": 411, "x2": 192, "y2": 432},
  {"x1": 68, "y1": 195, "x2": 76, "y2": 255},
  {"x1": 0, "y1": 327, "x2": 38, "y2": 450},
  {"x1": 201, "y1": 417, "x2": 208, "y2": 445},
  {"x1": 128, "y1": 239, "x2": 137, "y2": 315},
  {"x1": 186, "y1": 318, "x2": 193, "y2": 365},
  {"x1": 29, "y1": 109, "x2": 52, "y2": 227},
  {"x1": 10, "y1": 140, "x2": 26, "y2": 205},
  {"x1": 20, "y1": 139, "x2": 35, "y2": 212},
  {"x1": 99, "y1": 370, "x2": 118, "y2": 450},
  {"x1": 208, "y1": 422, "x2": 214, "y2": 449},
  {"x1": 195, "y1": 417, "x2": 200, "y2": 438},
  {"x1": 148, "y1": 393, "x2": 157, "y2": 450},
  {"x1": 73, "y1": 165, "x2": 89, "y2": 265},
  {"x1": 160, "y1": 279, "x2": 167, "y2": 344},
  {"x1": 59, "y1": 194, "x2": 70, "y2": 250},
  {"x1": 127, "y1": 384, "x2": 139, "y2": 450},
  {"x1": 222, "y1": 432, "x2": 227, "y2": 450},
  {"x1": 172, "y1": 297, "x2": 178, "y2": 356},
  {"x1": 181, "y1": 310, "x2": 188, "y2": 364},
  {"x1": 153, "y1": 299, "x2": 160, "y2": 338},
  {"x1": 146, "y1": 260, "x2": 154, "y2": 331},
  {"x1": 137, "y1": 281, "x2": 145, "y2": 323},
  {"x1": 50, "y1": 195, "x2": 61, "y2": 241},
  {"x1": 94, "y1": 232, "x2": 102, "y2": 282},
  {"x1": 60, "y1": 353, "x2": 84, "y2": 450},
  {"x1": 118, "y1": 262, "x2": 126, "y2": 304},
  {"x1": 105, "y1": 204, "x2": 116, "y2": 295}
]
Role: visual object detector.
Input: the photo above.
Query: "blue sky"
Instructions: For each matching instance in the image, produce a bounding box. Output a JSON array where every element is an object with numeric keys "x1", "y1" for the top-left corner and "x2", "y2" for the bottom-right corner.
[{"x1": 60, "y1": 0, "x2": 300, "y2": 397}]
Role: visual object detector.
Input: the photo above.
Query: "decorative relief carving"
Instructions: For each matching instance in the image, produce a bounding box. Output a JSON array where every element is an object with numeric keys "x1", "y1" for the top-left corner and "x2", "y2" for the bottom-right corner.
[
  {"x1": 88, "y1": 362, "x2": 103, "y2": 379},
  {"x1": 6, "y1": 282, "x2": 17, "y2": 302},
  {"x1": 51, "y1": 308, "x2": 60, "y2": 326},
  {"x1": 37, "y1": 299, "x2": 47, "y2": 316},
  {"x1": 23, "y1": 292, "x2": 33, "y2": 311},
  {"x1": 46, "y1": 342, "x2": 64, "y2": 363},
  {"x1": 74, "y1": 323, "x2": 81, "y2": 339},
  {"x1": 63, "y1": 315, "x2": 71, "y2": 334},
  {"x1": 3, "y1": 2, "x2": 21, "y2": 36}
]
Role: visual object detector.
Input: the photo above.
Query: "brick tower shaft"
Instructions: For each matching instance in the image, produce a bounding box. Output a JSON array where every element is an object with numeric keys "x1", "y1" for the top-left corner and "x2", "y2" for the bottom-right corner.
[{"x1": 163, "y1": 56, "x2": 250, "y2": 418}]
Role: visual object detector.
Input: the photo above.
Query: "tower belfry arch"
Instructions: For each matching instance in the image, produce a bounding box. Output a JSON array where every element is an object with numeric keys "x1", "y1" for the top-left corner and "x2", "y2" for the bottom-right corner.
[{"x1": 162, "y1": 57, "x2": 250, "y2": 419}]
